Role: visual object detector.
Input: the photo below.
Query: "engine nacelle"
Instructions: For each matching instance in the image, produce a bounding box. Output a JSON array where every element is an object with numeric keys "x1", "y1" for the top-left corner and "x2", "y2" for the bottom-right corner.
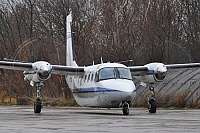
[
  {"x1": 134, "y1": 63, "x2": 167, "y2": 83},
  {"x1": 23, "y1": 61, "x2": 52, "y2": 86},
  {"x1": 24, "y1": 71, "x2": 51, "y2": 82},
  {"x1": 37, "y1": 71, "x2": 51, "y2": 81},
  {"x1": 153, "y1": 71, "x2": 166, "y2": 82}
]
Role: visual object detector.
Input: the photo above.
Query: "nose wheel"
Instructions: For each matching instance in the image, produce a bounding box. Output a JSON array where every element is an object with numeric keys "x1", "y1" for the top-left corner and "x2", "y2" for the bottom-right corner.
[{"x1": 122, "y1": 102, "x2": 129, "y2": 115}]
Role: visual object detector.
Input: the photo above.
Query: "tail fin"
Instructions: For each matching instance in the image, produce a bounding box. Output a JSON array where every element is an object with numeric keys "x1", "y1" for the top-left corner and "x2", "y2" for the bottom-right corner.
[{"x1": 66, "y1": 14, "x2": 77, "y2": 67}]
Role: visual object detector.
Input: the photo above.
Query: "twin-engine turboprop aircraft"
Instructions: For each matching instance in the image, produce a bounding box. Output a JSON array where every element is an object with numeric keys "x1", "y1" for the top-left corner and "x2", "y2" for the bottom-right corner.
[{"x1": 0, "y1": 14, "x2": 200, "y2": 115}]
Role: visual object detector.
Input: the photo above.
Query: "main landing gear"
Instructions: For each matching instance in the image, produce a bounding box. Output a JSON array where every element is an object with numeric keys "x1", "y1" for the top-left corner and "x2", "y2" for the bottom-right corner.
[
  {"x1": 122, "y1": 102, "x2": 130, "y2": 115},
  {"x1": 148, "y1": 84, "x2": 157, "y2": 113},
  {"x1": 34, "y1": 82, "x2": 43, "y2": 113}
]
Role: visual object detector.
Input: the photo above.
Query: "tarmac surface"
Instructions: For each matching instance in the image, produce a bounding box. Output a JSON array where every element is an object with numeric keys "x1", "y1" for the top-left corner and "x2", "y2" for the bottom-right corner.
[{"x1": 0, "y1": 106, "x2": 199, "y2": 133}]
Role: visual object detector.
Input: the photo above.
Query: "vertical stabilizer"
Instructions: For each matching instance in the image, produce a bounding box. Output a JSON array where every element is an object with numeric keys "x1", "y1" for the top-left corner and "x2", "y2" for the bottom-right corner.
[
  {"x1": 66, "y1": 14, "x2": 77, "y2": 67},
  {"x1": 66, "y1": 13, "x2": 78, "y2": 89}
]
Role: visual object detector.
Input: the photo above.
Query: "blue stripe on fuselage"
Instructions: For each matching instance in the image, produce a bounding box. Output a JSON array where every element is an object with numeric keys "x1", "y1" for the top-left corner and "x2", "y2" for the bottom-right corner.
[{"x1": 71, "y1": 87, "x2": 136, "y2": 93}]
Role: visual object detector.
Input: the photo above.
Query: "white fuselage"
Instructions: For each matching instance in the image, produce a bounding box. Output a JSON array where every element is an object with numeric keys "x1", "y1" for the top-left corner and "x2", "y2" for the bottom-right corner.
[{"x1": 66, "y1": 63, "x2": 136, "y2": 108}]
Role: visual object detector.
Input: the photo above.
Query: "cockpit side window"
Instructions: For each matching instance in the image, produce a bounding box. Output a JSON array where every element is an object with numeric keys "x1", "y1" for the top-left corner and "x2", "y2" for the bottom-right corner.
[
  {"x1": 117, "y1": 68, "x2": 132, "y2": 80},
  {"x1": 98, "y1": 67, "x2": 115, "y2": 81}
]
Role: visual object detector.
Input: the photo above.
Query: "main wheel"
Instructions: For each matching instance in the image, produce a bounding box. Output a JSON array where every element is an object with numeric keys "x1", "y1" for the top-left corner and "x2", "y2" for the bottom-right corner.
[
  {"x1": 122, "y1": 102, "x2": 129, "y2": 115},
  {"x1": 148, "y1": 99, "x2": 157, "y2": 113},
  {"x1": 34, "y1": 98, "x2": 42, "y2": 113}
]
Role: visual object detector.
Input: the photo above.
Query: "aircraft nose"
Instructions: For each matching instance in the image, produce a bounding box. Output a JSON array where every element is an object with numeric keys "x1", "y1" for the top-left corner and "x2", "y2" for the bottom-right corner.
[
  {"x1": 115, "y1": 81, "x2": 136, "y2": 101},
  {"x1": 105, "y1": 80, "x2": 136, "y2": 98},
  {"x1": 122, "y1": 90, "x2": 136, "y2": 101},
  {"x1": 117, "y1": 81, "x2": 135, "y2": 93}
]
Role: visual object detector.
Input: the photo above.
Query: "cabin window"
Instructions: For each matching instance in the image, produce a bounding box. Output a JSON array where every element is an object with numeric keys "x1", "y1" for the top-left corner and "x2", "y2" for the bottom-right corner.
[
  {"x1": 88, "y1": 74, "x2": 90, "y2": 82},
  {"x1": 84, "y1": 75, "x2": 87, "y2": 83},
  {"x1": 78, "y1": 76, "x2": 81, "y2": 85},
  {"x1": 78, "y1": 77, "x2": 80, "y2": 84},
  {"x1": 91, "y1": 74, "x2": 94, "y2": 82},
  {"x1": 80, "y1": 76, "x2": 84, "y2": 84}
]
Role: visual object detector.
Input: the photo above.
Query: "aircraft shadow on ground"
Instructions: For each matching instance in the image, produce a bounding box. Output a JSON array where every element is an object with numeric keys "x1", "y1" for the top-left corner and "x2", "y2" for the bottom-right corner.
[{"x1": 71, "y1": 111, "x2": 134, "y2": 116}]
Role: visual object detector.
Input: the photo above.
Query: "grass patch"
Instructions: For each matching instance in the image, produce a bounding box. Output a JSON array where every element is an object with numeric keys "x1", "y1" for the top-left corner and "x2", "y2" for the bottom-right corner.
[{"x1": 42, "y1": 98, "x2": 79, "y2": 107}]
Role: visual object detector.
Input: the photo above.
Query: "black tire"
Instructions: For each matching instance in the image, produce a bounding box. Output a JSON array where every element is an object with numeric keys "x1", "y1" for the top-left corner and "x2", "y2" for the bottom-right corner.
[
  {"x1": 34, "y1": 99, "x2": 42, "y2": 113},
  {"x1": 122, "y1": 102, "x2": 129, "y2": 115},
  {"x1": 148, "y1": 99, "x2": 157, "y2": 113}
]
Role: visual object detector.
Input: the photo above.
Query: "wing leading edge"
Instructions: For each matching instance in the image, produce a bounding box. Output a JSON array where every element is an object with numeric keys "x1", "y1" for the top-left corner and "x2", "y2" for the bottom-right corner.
[
  {"x1": 165, "y1": 63, "x2": 200, "y2": 69},
  {"x1": 128, "y1": 62, "x2": 200, "y2": 83},
  {"x1": 0, "y1": 61, "x2": 84, "y2": 76},
  {"x1": 51, "y1": 65, "x2": 84, "y2": 76},
  {"x1": 0, "y1": 61, "x2": 32, "y2": 71},
  {"x1": 128, "y1": 63, "x2": 200, "y2": 73}
]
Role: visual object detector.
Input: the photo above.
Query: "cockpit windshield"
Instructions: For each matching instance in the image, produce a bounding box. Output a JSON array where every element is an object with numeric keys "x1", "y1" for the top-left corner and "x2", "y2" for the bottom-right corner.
[{"x1": 98, "y1": 67, "x2": 132, "y2": 81}]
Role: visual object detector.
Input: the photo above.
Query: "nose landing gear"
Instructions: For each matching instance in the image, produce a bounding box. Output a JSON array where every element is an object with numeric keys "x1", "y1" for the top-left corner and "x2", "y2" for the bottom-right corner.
[
  {"x1": 122, "y1": 102, "x2": 129, "y2": 115},
  {"x1": 148, "y1": 84, "x2": 157, "y2": 113}
]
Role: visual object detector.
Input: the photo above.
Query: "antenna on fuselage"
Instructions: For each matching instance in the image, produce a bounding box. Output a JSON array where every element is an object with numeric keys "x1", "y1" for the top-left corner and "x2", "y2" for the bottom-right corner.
[
  {"x1": 116, "y1": 60, "x2": 133, "y2": 64},
  {"x1": 101, "y1": 57, "x2": 103, "y2": 64}
]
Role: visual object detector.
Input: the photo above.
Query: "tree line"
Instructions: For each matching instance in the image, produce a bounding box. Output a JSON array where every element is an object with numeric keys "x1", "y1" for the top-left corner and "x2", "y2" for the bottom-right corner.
[{"x1": 0, "y1": 0, "x2": 200, "y2": 102}]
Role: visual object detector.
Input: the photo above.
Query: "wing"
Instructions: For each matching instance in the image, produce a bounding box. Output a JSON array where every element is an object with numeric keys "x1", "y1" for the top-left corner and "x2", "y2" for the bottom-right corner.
[
  {"x1": 0, "y1": 61, "x2": 33, "y2": 71},
  {"x1": 128, "y1": 62, "x2": 200, "y2": 83},
  {"x1": 0, "y1": 61, "x2": 84, "y2": 76},
  {"x1": 51, "y1": 65, "x2": 84, "y2": 76},
  {"x1": 165, "y1": 63, "x2": 200, "y2": 69},
  {"x1": 128, "y1": 63, "x2": 200, "y2": 72}
]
